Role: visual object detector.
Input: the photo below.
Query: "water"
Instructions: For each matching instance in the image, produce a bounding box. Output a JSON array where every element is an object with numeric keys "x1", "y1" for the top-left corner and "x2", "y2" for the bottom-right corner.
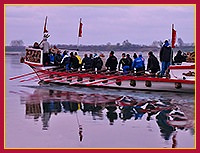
[{"x1": 5, "y1": 53, "x2": 195, "y2": 148}]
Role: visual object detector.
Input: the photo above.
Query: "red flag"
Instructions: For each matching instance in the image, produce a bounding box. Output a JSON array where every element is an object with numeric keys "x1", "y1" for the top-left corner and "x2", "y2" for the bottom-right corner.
[
  {"x1": 78, "y1": 18, "x2": 83, "y2": 37},
  {"x1": 171, "y1": 24, "x2": 176, "y2": 48},
  {"x1": 43, "y1": 16, "x2": 48, "y2": 33}
]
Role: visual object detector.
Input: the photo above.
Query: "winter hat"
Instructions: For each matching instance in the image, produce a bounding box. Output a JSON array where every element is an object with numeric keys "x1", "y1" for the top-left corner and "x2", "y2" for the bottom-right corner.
[
  {"x1": 164, "y1": 39, "x2": 170, "y2": 46},
  {"x1": 110, "y1": 51, "x2": 114, "y2": 55},
  {"x1": 94, "y1": 53, "x2": 98, "y2": 58}
]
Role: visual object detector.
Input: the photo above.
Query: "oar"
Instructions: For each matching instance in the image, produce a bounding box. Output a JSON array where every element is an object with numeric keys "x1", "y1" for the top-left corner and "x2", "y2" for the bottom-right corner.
[
  {"x1": 19, "y1": 68, "x2": 67, "y2": 82},
  {"x1": 19, "y1": 67, "x2": 65, "y2": 82},
  {"x1": 103, "y1": 71, "x2": 157, "y2": 86},
  {"x1": 9, "y1": 69, "x2": 47, "y2": 80},
  {"x1": 19, "y1": 71, "x2": 53, "y2": 82},
  {"x1": 69, "y1": 76, "x2": 93, "y2": 85},
  {"x1": 99, "y1": 75, "x2": 132, "y2": 86},
  {"x1": 9, "y1": 65, "x2": 64, "y2": 81},
  {"x1": 50, "y1": 68, "x2": 109, "y2": 81},
  {"x1": 44, "y1": 71, "x2": 96, "y2": 84},
  {"x1": 85, "y1": 75, "x2": 121, "y2": 86},
  {"x1": 39, "y1": 70, "x2": 91, "y2": 83},
  {"x1": 69, "y1": 70, "x2": 123, "y2": 85},
  {"x1": 69, "y1": 72, "x2": 113, "y2": 85},
  {"x1": 70, "y1": 78, "x2": 89, "y2": 85},
  {"x1": 20, "y1": 75, "x2": 39, "y2": 82},
  {"x1": 28, "y1": 68, "x2": 112, "y2": 83},
  {"x1": 98, "y1": 70, "x2": 141, "y2": 86}
]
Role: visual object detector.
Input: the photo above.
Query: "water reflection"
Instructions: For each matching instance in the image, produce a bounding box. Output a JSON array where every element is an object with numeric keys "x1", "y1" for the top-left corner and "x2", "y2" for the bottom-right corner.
[{"x1": 13, "y1": 87, "x2": 194, "y2": 148}]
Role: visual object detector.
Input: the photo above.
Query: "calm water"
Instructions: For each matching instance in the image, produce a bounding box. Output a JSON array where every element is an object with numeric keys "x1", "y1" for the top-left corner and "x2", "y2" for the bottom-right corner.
[{"x1": 5, "y1": 53, "x2": 195, "y2": 149}]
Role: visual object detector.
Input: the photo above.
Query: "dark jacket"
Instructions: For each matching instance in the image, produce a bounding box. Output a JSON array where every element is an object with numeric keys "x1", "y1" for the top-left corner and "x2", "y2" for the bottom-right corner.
[
  {"x1": 82, "y1": 56, "x2": 93, "y2": 70},
  {"x1": 54, "y1": 53, "x2": 62, "y2": 66},
  {"x1": 126, "y1": 57, "x2": 133, "y2": 68},
  {"x1": 147, "y1": 54, "x2": 160, "y2": 73},
  {"x1": 118, "y1": 58, "x2": 129, "y2": 70},
  {"x1": 70, "y1": 55, "x2": 79, "y2": 69},
  {"x1": 174, "y1": 51, "x2": 186, "y2": 63},
  {"x1": 160, "y1": 45, "x2": 173, "y2": 62},
  {"x1": 62, "y1": 55, "x2": 71, "y2": 65},
  {"x1": 93, "y1": 57, "x2": 103, "y2": 69},
  {"x1": 105, "y1": 55, "x2": 118, "y2": 71}
]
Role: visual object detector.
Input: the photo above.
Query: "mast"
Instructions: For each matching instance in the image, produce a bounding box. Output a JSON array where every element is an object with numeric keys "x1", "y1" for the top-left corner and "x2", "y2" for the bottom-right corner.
[
  {"x1": 170, "y1": 24, "x2": 176, "y2": 65},
  {"x1": 171, "y1": 24, "x2": 176, "y2": 48}
]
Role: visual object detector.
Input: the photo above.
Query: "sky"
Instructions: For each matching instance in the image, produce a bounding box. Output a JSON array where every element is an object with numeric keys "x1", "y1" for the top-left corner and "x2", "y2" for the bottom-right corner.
[{"x1": 5, "y1": 4, "x2": 195, "y2": 46}]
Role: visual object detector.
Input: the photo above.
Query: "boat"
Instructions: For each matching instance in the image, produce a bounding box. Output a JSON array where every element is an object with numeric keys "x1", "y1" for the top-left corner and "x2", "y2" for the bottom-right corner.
[
  {"x1": 13, "y1": 46, "x2": 195, "y2": 93},
  {"x1": 10, "y1": 17, "x2": 195, "y2": 93}
]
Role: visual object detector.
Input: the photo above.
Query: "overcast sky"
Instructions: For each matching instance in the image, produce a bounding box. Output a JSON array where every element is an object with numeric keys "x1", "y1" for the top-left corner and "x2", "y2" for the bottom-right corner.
[{"x1": 5, "y1": 4, "x2": 195, "y2": 46}]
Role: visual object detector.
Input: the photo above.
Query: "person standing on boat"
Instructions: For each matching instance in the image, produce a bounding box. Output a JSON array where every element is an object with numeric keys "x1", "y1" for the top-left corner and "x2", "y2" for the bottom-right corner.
[
  {"x1": 105, "y1": 51, "x2": 118, "y2": 73},
  {"x1": 118, "y1": 53, "x2": 130, "y2": 74},
  {"x1": 159, "y1": 39, "x2": 173, "y2": 77},
  {"x1": 147, "y1": 51, "x2": 160, "y2": 76},
  {"x1": 40, "y1": 36, "x2": 50, "y2": 66}
]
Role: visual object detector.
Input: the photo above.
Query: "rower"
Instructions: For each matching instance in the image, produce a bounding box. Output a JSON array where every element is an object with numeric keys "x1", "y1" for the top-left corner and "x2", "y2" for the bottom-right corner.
[
  {"x1": 132, "y1": 52, "x2": 144, "y2": 76},
  {"x1": 147, "y1": 51, "x2": 160, "y2": 77}
]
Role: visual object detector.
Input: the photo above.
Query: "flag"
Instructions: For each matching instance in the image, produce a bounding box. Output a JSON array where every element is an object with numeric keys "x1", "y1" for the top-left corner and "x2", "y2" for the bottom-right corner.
[
  {"x1": 171, "y1": 24, "x2": 176, "y2": 48},
  {"x1": 78, "y1": 18, "x2": 83, "y2": 37},
  {"x1": 43, "y1": 16, "x2": 48, "y2": 33}
]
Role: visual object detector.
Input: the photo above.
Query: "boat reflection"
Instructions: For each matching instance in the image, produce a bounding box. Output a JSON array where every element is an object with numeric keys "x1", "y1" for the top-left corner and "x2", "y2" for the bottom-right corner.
[{"x1": 17, "y1": 88, "x2": 194, "y2": 147}]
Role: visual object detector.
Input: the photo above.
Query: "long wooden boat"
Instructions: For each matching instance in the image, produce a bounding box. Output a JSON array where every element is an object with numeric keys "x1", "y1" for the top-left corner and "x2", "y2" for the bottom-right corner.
[{"x1": 18, "y1": 47, "x2": 195, "y2": 93}]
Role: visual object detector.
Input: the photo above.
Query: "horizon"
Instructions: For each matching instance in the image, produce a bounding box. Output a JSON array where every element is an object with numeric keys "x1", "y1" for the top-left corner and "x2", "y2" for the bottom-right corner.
[{"x1": 5, "y1": 5, "x2": 195, "y2": 46}]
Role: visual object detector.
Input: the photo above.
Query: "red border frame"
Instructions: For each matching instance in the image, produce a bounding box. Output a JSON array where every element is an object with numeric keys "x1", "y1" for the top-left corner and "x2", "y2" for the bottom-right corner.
[{"x1": 2, "y1": 0, "x2": 198, "y2": 153}]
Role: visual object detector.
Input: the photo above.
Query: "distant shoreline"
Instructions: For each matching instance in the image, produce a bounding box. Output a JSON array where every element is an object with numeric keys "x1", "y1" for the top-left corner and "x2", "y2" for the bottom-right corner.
[
  {"x1": 5, "y1": 52, "x2": 21, "y2": 55},
  {"x1": 5, "y1": 45, "x2": 195, "y2": 54}
]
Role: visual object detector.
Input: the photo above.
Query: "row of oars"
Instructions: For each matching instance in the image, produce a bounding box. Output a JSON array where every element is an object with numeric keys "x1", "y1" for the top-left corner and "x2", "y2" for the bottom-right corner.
[
  {"x1": 9, "y1": 67, "x2": 116, "y2": 83},
  {"x1": 10, "y1": 68, "x2": 165, "y2": 86}
]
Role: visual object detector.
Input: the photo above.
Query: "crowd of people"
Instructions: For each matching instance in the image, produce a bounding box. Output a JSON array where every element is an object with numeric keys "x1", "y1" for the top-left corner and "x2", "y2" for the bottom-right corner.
[{"x1": 32, "y1": 38, "x2": 191, "y2": 77}]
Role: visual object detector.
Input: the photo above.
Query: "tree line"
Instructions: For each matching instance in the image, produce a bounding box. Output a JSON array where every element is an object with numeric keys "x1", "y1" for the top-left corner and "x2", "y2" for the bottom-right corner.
[{"x1": 6, "y1": 38, "x2": 194, "y2": 53}]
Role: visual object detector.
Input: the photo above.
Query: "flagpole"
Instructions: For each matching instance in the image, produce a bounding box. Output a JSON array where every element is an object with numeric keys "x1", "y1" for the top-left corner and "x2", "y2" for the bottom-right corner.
[
  {"x1": 76, "y1": 36, "x2": 80, "y2": 51},
  {"x1": 38, "y1": 16, "x2": 50, "y2": 46},
  {"x1": 43, "y1": 16, "x2": 48, "y2": 34},
  {"x1": 77, "y1": 18, "x2": 82, "y2": 51},
  {"x1": 171, "y1": 24, "x2": 176, "y2": 48},
  {"x1": 171, "y1": 24, "x2": 176, "y2": 64}
]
